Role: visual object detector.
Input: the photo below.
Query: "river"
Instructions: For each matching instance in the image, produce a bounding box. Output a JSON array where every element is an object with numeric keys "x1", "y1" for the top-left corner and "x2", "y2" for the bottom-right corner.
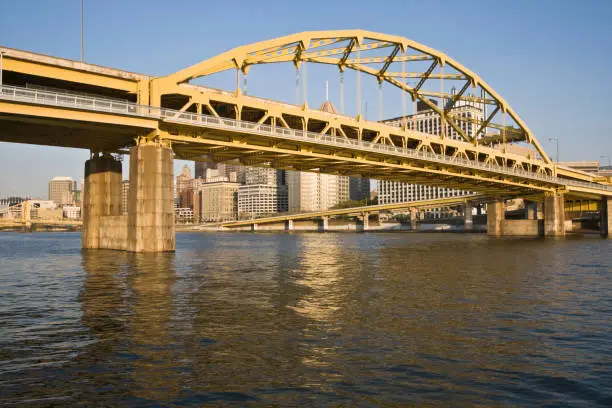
[{"x1": 1, "y1": 232, "x2": 611, "y2": 406}]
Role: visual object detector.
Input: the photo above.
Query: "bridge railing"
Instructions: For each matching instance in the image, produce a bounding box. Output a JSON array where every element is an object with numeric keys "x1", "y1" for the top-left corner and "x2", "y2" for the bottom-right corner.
[
  {"x1": 0, "y1": 85, "x2": 161, "y2": 118},
  {"x1": 2, "y1": 85, "x2": 612, "y2": 193},
  {"x1": 161, "y1": 109, "x2": 564, "y2": 185}
]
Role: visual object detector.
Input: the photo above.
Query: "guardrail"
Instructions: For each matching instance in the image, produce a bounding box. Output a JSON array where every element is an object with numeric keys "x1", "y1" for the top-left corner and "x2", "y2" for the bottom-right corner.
[{"x1": 2, "y1": 84, "x2": 612, "y2": 193}]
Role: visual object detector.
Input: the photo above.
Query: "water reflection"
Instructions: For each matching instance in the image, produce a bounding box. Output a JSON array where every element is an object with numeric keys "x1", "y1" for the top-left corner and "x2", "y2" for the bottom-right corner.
[{"x1": 0, "y1": 233, "x2": 610, "y2": 406}]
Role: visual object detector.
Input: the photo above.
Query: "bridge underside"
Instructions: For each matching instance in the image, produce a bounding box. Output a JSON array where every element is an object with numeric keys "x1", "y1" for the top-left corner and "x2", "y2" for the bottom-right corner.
[
  {"x1": 1, "y1": 36, "x2": 611, "y2": 252},
  {"x1": 165, "y1": 123, "x2": 556, "y2": 198}
]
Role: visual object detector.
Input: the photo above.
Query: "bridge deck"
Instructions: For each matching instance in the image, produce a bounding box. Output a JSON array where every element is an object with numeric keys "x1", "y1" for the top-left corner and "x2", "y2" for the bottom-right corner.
[
  {"x1": 0, "y1": 85, "x2": 611, "y2": 198},
  {"x1": 222, "y1": 195, "x2": 483, "y2": 228}
]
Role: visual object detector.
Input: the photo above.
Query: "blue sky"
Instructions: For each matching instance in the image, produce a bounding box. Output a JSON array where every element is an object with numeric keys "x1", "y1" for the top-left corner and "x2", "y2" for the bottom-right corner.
[{"x1": 1, "y1": 0, "x2": 611, "y2": 198}]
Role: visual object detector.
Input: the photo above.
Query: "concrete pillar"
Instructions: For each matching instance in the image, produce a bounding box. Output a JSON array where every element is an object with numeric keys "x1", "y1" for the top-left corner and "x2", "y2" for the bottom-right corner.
[
  {"x1": 251, "y1": 223, "x2": 258, "y2": 232},
  {"x1": 363, "y1": 212, "x2": 369, "y2": 231},
  {"x1": 464, "y1": 203, "x2": 473, "y2": 231},
  {"x1": 318, "y1": 216, "x2": 329, "y2": 232},
  {"x1": 487, "y1": 199, "x2": 504, "y2": 237},
  {"x1": 410, "y1": 208, "x2": 417, "y2": 231},
  {"x1": 285, "y1": 219, "x2": 293, "y2": 232},
  {"x1": 537, "y1": 202, "x2": 544, "y2": 220},
  {"x1": 601, "y1": 197, "x2": 611, "y2": 238},
  {"x1": 127, "y1": 142, "x2": 175, "y2": 252},
  {"x1": 82, "y1": 155, "x2": 122, "y2": 249},
  {"x1": 525, "y1": 201, "x2": 537, "y2": 220},
  {"x1": 544, "y1": 192, "x2": 565, "y2": 237}
]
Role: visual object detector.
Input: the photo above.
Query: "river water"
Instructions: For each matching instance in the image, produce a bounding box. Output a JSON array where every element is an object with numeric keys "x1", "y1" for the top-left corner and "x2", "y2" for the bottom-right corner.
[{"x1": 1, "y1": 232, "x2": 611, "y2": 406}]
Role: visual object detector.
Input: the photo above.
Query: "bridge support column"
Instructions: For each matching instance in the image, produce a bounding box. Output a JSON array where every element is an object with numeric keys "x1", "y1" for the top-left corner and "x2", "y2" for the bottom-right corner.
[
  {"x1": 525, "y1": 201, "x2": 537, "y2": 220},
  {"x1": 487, "y1": 199, "x2": 504, "y2": 237},
  {"x1": 251, "y1": 223, "x2": 258, "y2": 232},
  {"x1": 464, "y1": 203, "x2": 473, "y2": 231},
  {"x1": 601, "y1": 197, "x2": 611, "y2": 238},
  {"x1": 318, "y1": 216, "x2": 329, "y2": 232},
  {"x1": 544, "y1": 192, "x2": 565, "y2": 237},
  {"x1": 82, "y1": 154, "x2": 122, "y2": 249},
  {"x1": 363, "y1": 212, "x2": 370, "y2": 231},
  {"x1": 127, "y1": 142, "x2": 175, "y2": 252},
  {"x1": 285, "y1": 219, "x2": 293, "y2": 232},
  {"x1": 410, "y1": 208, "x2": 417, "y2": 231}
]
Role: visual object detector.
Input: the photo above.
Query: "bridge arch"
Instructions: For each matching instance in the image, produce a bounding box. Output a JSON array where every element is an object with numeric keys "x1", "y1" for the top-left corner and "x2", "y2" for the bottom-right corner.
[{"x1": 152, "y1": 30, "x2": 551, "y2": 165}]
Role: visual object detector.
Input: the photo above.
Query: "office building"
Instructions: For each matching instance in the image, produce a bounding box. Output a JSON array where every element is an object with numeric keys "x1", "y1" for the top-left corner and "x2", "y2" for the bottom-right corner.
[
  {"x1": 48, "y1": 176, "x2": 77, "y2": 206},
  {"x1": 238, "y1": 184, "x2": 288, "y2": 218},
  {"x1": 349, "y1": 177, "x2": 370, "y2": 201},
  {"x1": 237, "y1": 166, "x2": 288, "y2": 218},
  {"x1": 287, "y1": 171, "x2": 349, "y2": 212},
  {"x1": 197, "y1": 181, "x2": 239, "y2": 222},
  {"x1": 377, "y1": 98, "x2": 483, "y2": 217},
  {"x1": 194, "y1": 155, "x2": 218, "y2": 179}
]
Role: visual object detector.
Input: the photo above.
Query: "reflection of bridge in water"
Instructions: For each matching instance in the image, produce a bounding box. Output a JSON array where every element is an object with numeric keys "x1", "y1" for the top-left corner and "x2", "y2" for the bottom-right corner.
[{"x1": 1, "y1": 30, "x2": 611, "y2": 251}]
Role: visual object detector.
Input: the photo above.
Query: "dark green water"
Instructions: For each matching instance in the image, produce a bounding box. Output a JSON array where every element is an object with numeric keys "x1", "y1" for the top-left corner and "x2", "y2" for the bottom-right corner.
[{"x1": 1, "y1": 232, "x2": 611, "y2": 406}]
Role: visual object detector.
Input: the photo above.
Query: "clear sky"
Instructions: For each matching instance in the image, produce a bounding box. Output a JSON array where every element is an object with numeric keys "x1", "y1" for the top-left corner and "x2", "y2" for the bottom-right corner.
[{"x1": 1, "y1": 0, "x2": 611, "y2": 198}]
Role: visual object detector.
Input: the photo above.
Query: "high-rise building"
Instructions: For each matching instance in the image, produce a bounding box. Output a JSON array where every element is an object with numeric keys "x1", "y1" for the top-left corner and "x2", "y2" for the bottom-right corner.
[
  {"x1": 197, "y1": 181, "x2": 239, "y2": 222},
  {"x1": 219, "y1": 161, "x2": 246, "y2": 184},
  {"x1": 48, "y1": 176, "x2": 77, "y2": 206},
  {"x1": 286, "y1": 99, "x2": 350, "y2": 212},
  {"x1": 176, "y1": 165, "x2": 192, "y2": 208},
  {"x1": 287, "y1": 171, "x2": 349, "y2": 212},
  {"x1": 194, "y1": 155, "x2": 218, "y2": 179},
  {"x1": 349, "y1": 177, "x2": 370, "y2": 201},
  {"x1": 237, "y1": 166, "x2": 288, "y2": 218},
  {"x1": 238, "y1": 184, "x2": 288, "y2": 218},
  {"x1": 377, "y1": 102, "x2": 484, "y2": 217},
  {"x1": 121, "y1": 180, "x2": 130, "y2": 215}
]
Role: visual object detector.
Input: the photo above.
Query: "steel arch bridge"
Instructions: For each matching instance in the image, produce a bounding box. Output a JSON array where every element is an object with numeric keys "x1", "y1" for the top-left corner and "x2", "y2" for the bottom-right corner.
[
  {"x1": 152, "y1": 30, "x2": 551, "y2": 170},
  {"x1": 0, "y1": 30, "x2": 610, "y2": 199}
]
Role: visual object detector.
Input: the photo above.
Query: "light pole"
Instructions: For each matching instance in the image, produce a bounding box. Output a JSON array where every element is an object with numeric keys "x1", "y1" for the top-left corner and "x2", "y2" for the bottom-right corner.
[
  {"x1": 0, "y1": 51, "x2": 5, "y2": 87},
  {"x1": 548, "y1": 137, "x2": 559, "y2": 163},
  {"x1": 601, "y1": 155, "x2": 611, "y2": 169},
  {"x1": 80, "y1": 0, "x2": 84, "y2": 62}
]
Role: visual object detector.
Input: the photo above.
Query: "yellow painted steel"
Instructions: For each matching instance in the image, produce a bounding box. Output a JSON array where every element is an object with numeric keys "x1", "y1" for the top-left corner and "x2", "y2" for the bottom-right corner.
[
  {"x1": 152, "y1": 30, "x2": 551, "y2": 163},
  {"x1": 1, "y1": 35, "x2": 612, "y2": 200},
  {"x1": 222, "y1": 195, "x2": 482, "y2": 228}
]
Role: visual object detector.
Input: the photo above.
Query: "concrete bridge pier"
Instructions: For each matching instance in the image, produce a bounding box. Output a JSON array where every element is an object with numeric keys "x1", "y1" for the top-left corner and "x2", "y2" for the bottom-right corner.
[
  {"x1": 544, "y1": 192, "x2": 565, "y2": 237},
  {"x1": 285, "y1": 219, "x2": 293, "y2": 232},
  {"x1": 82, "y1": 154, "x2": 122, "y2": 249},
  {"x1": 126, "y1": 141, "x2": 175, "y2": 252},
  {"x1": 600, "y1": 197, "x2": 611, "y2": 238},
  {"x1": 317, "y1": 216, "x2": 329, "y2": 232},
  {"x1": 464, "y1": 203, "x2": 473, "y2": 231},
  {"x1": 410, "y1": 208, "x2": 417, "y2": 231},
  {"x1": 486, "y1": 199, "x2": 505, "y2": 237},
  {"x1": 251, "y1": 223, "x2": 258, "y2": 232}
]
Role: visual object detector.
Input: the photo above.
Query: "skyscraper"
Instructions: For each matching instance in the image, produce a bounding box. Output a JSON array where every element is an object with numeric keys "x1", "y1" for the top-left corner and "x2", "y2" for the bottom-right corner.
[
  {"x1": 286, "y1": 99, "x2": 350, "y2": 212},
  {"x1": 237, "y1": 166, "x2": 288, "y2": 218},
  {"x1": 287, "y1": 171, "x2": 348, "y2": 212},
  {"x1": 378, "y1": 101, "x2": 483, "y2": 217},
  {"x1": 48, "y1": 176, "x2": 77, "y2": 206},
  {"x1": 194, "y1": 155, "x2": 217, "y2": 179},
  {"x1": 349, "y1": 177, "x2": 370, "y2": 201}
]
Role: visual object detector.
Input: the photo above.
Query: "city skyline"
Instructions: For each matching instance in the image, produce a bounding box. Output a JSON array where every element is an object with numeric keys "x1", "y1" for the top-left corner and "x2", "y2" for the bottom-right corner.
[{"x1": 1, "y1": 0, "x2": 612, "y2": 197}]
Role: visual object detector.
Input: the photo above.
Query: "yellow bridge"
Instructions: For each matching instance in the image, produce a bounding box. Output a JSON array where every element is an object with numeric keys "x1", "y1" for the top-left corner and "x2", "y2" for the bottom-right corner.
[
  {"x1": 221, "y1": 195, "x2": 483, "y2": 230},
  {"x1": 1, "y1": 30, "x2": 610, "y2": 251}
]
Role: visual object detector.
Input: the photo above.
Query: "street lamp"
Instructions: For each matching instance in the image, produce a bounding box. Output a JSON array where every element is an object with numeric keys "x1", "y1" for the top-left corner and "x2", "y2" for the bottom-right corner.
[
  {"x1": 0, "y1": 51, "x2": 5, "y2": 87},
  {"x1": 80, "y1": 0, "x2": 84, "y2": 62},
  {"x1": 600, "y1": 155, "x2": 611, "y2": 169},
  {"x1": 548, "y1": 137, "x2": 559, "y2": 163}
]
